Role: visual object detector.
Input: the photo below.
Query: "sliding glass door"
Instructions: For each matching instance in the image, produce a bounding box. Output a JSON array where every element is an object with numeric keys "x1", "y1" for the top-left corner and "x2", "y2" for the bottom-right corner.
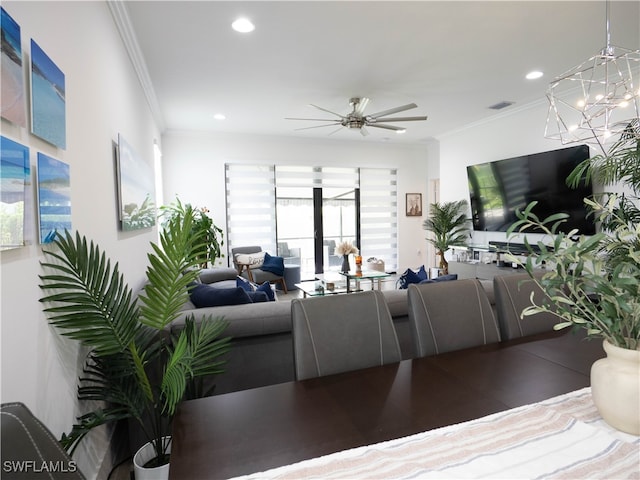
[{"x1": 276, "y1": 185, "x2": 359, "y2": 280}]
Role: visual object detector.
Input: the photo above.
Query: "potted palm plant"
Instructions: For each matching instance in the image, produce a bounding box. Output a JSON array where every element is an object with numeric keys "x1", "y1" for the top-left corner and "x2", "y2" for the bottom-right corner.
[
  {"x1": 506, "y1": 131, "x2": 639, "y2": 435},
  {"x1": 422, "y1": 199, "x2": 471, "y2": 274},
  {"x1": 160, "y1": 197, "x2": 224, "y2": 268},
  {"x1": 39, "y1": 210, "x2": 232, "y2": 477}
]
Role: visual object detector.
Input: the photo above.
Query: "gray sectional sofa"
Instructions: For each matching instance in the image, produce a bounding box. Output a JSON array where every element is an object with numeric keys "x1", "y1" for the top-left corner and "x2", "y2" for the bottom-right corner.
[{"x1": 170, "y1": 268, "x2": 496, "y2": 395}]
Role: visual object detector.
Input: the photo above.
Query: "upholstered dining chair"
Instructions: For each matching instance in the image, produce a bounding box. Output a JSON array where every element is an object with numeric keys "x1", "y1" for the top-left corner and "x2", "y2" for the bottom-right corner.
[
  {"x1": 493, "y1": 271, "x2": 559, "y2": 340},
  {"x1": 291, "y1": 290, "x2": 401, "y2": 380},
  {"x1": 407, "y1": 279, "x2": 501, "y2": 357}
]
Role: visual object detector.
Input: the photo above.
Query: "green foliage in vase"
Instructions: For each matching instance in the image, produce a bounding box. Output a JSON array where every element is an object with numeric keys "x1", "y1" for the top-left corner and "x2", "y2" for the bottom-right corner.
[
  {"x1": 422, "y1": 200, "x2": 471, "y2": 274},
  {"x1": 39, "y1": 211, "x2": 231, "y2": 466},
  {"x1": 161, "y1": 197, "x2": 224, "y2": 268},
  {"x1": 508, "y1": 129, "x2": 640, "y2": 350}
]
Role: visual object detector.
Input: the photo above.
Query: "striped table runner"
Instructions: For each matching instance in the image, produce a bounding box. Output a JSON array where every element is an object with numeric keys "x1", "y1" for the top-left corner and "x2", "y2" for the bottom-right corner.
[{"x1": 233, "y1": 388, "x2": 640, "y2": 479}]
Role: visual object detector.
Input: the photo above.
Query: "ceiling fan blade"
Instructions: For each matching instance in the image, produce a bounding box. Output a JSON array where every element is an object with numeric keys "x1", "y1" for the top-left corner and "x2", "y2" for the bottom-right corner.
[
  {"x1": 328, "y1": 126, "x2": 344, "y2": 136},
  {"x1": 367, "y1": 103, "x2": 417, "y2": 119},
  {"x1": 368, "y1": 123, "x2": 406, "y2": 131},
  {"x1": 371, "y1": 116, "x2": 428, "y2": 123},
  {"x1": 353, "y1": 97, "x2": 370, "y2": 116},
  {"x1": 285, "y1": 117, "x2": 339, "y2": 121},
  {"x1": 294, "y1": 122, "x2": 341, "y2": 131},
  {"x1": 360, "y1": 125, "x2": 370, "y2": 137},
  {"x1": 309, "y1": 104, "x2": 344, "y2": 118}
]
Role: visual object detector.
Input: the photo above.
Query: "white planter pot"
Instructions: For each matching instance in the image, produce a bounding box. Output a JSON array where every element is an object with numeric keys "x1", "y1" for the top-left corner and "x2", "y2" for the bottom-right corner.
[
  {"x1": 591, "y1": 340, "x2": 640, "y2": 435},
  {"x1": 133, "y1": 436, "x2": 171, "y2": 480}
]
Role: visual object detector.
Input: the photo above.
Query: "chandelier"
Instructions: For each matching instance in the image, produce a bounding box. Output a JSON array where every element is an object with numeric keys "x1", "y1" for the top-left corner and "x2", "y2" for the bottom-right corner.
[{"x1": 545, "y1": 1, "x2": 640, "y2": 154}]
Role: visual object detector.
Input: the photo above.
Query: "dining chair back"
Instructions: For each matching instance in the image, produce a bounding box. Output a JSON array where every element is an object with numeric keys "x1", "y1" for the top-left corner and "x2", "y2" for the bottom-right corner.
[
  {"x1": 494, "y1": 271, "x2": 559, "y2": 340},
  {"x1": 407, "y1": 279, "x2": 500, "y2": 357},
  {"x1": 291, "y1": 290, "x2": 401, "y2": 380}
]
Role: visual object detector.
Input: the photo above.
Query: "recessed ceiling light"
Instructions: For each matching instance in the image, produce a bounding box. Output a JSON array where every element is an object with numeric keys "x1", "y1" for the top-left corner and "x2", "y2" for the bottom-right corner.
[
  {"x1": 526, "y1": 70, "x2": 544, "y2": 80},
  {"x1": 232, "y1": 18, "x2": 255, "y2": 33},
  {"x1": 396, "y1": 129, "x2": 407, "y2": 134},
  {"x1": 213, "y1": 113, "x2": 226, "y2": 120}
]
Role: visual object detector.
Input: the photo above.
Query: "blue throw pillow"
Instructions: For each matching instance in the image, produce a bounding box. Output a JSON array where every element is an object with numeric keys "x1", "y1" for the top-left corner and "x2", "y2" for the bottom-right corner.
[
  {"x1": 236, "y1": 276, "x2": 255, "y2": 292},
  {"x1": 260, "y1": 252, "x2": 285, "y2": 276},
  {"x1": 400, "y1": 268, "x2": 422, "y2": 288},
  {"x1": 190, "y1": 284, "x2": 252, "y2": 308},
  {"x1": 256, "y1": 281, "x2": 275, "y2": 301},
  {"x1": 417, "y1": 265, "x2": 428, "y2": 281},
  {"x1": 247, "y1": 291, "x2": 269, "y2": 303}
]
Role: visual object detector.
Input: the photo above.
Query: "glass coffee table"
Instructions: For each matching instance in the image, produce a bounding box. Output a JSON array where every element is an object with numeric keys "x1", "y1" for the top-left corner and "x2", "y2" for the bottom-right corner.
[
  {"x1": 295, "y1": 280, "x2": 352, "y2": 298},
  {"x1": 339, "y1": 270, "x2": 391, "y2": 293}
]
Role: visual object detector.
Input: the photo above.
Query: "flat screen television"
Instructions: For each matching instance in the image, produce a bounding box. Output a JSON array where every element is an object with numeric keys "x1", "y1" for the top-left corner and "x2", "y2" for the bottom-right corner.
[{"x1": 467, "y1": 144, "x2": 595, "y2": 235}]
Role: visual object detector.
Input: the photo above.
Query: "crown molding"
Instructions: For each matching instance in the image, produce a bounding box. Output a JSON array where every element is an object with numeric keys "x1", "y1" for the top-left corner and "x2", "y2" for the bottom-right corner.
[{"x1": 108, "y1": 1, "x2": 166, "y2": 132}]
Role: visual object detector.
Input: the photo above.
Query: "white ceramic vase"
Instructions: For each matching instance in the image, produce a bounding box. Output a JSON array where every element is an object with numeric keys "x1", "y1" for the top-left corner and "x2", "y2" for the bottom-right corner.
[
  {"x1": 590, "y1": 340, "x2": 640, "y2": 435},
  {"x1": 133, "y1": 436, "x2": 172, "y2": 480}
]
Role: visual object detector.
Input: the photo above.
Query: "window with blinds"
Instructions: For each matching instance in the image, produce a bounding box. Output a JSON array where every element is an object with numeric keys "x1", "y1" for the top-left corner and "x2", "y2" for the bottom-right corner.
[
  {"x1": 360, "y1": 168, "x2": 398, "y2": 272},
  {"x1": 225, "y1": 164, "x2": 277, "y2": 255},
  {"x1": 225, "y1": 164, "x2": 397, "y2": 273}
]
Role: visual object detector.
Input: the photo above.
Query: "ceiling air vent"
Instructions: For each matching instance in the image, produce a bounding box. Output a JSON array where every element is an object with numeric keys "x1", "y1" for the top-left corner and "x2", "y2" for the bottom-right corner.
[{"x1": 489, "y1": 101, "x2": 515, "y2": 110}]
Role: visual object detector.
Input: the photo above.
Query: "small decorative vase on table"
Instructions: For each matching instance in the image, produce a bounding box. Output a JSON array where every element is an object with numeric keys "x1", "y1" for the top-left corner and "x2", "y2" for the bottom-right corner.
[
  {"x1": 590, "y1": 340, "x2": 640, "y2": 435},
  {"x1": 341, "y1": 255, "x2": 350, "y2": 274}
]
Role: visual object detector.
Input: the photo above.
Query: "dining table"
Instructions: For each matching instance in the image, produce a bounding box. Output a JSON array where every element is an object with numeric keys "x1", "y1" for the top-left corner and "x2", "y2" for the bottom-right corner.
[{"x1": 169, "y1": 329, "x2": 617, "y2": 479}]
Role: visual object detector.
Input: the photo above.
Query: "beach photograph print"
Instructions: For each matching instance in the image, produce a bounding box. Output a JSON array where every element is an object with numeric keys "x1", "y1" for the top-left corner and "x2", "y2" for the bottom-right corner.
[
  {"x1": 1, "y1": 8, "x2": 26, "y2": 127},
  {"x1": 1, "y1": 136, "x2": 30, "y2": 250},
  {"x1": 37, "y1": 152, "x2": 70, "y2": 244},
  {"x1": 30, "y1": 39, "x2": 66, "y2": 149},
  {"x1": 117, "y1": 134, "x2": 156, "y2": 231}
]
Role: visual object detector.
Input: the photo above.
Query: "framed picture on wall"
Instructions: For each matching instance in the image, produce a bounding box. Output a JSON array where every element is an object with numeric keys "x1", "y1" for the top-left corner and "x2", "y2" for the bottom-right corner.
[
  {"x1": 1, "y1": 7, "x2": 27, "y2": 127},
  {"x1": 30, "y1": 39, "x2": 66, "y2": 149},
  {"x1": 406, "y1": 193, "x2": 422, "y2": 217},
  {"x1": 116, "y1": 133, "x2": 156, "y2": 231},
  {"x1": 37, "y1": 152, "x2": 71, "y2": 243}
]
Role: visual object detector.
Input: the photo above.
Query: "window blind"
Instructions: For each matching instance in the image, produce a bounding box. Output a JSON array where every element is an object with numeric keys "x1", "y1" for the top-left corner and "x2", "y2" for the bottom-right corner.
[{"x1": 225, "y1": 164, "x2": 277, "y2": 258}]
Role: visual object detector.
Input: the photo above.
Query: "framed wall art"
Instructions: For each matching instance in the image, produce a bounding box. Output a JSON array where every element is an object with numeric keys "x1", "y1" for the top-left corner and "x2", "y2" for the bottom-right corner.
[
  {"x1": 116, "y1": 133, "x2": 156, "y2": 231},
  {"x1": 30, "y1": 39, "x2": 66, "y2": 149},
  {"x1": 406, "y1": 192, "x2": 422, "y2": 217},
  {"x1": 1, "y1": 136, "x2": 30, "y2": 250},
  {"x1": 1, "y1": 7, "x2": 26, "y2": 127},
  {"x1": 37, "y1": 152, "x2": 71, "y2": 243}
]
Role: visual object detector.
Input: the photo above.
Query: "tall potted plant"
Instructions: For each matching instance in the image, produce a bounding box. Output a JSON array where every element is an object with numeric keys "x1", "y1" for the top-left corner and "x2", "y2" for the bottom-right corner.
[
  {"x1": 160, "y1": 197, "x2": 224, "y2": 268},
  {"x1": 39, "y1": 211, "x2": 231, "y2": 477},
  {"x1": 507, "y1": 132, "x2": 640, "y2": 435},
  {"x1": 422, "y1": 200, "x2": 471, "y2": 274}
]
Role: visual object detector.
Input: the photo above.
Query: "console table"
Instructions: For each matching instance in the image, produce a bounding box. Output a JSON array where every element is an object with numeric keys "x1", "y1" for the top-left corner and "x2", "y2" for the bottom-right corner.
[
  {"x1": 449, "y1": 261, "x2": 526, "y2": 280},
  {"x1": 169, "y1": 330, "x2": 605, "y2": 479}
]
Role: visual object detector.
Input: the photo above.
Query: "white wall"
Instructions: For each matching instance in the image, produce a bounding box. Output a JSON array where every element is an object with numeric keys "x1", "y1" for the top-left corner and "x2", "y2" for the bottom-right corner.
[
  {"x1": 161, "y1": 131, "x2": 434, "y2": 271},
  {"x1": 0, "y1": 2, "x2": 160, "y2": 478}
]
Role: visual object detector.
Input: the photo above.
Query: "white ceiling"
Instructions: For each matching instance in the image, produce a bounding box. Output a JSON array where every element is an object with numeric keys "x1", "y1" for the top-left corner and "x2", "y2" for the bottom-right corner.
[{"x1": 122, "y1": 1, "x2": 640, "y2": 145}]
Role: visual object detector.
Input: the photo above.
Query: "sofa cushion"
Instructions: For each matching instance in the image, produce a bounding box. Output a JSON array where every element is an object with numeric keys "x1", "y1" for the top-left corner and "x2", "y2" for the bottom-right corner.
[
  {"x1": 190, "y1": 284, "x2": 253, "y2": 308},
  {"x1": 419, "y1": 273, "x2": 458, "y2": 284},
  {"x1": 260, "y1": 253, "x2": 285, "y2": 276},
  {"x1": 199, "y1": 267, "x2": 240, "y2": 284}
]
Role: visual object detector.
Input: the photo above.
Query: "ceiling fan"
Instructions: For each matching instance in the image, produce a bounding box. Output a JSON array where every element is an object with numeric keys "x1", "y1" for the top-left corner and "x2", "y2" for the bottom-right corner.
[{"x1": 286, "y1": 97, "x2": 428, "y2": 136}]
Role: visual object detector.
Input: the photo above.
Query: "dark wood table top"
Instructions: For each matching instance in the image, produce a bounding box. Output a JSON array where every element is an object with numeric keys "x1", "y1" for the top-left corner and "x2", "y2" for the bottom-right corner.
[{"x1": 170, "y1": 330, "x2": 604, "y2": 479}]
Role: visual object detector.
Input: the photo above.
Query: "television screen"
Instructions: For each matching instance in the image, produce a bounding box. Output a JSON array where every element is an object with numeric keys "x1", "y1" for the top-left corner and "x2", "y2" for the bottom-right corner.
[{"x1": 467, "y1": 145, "x2": 595, "y2": 235}]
